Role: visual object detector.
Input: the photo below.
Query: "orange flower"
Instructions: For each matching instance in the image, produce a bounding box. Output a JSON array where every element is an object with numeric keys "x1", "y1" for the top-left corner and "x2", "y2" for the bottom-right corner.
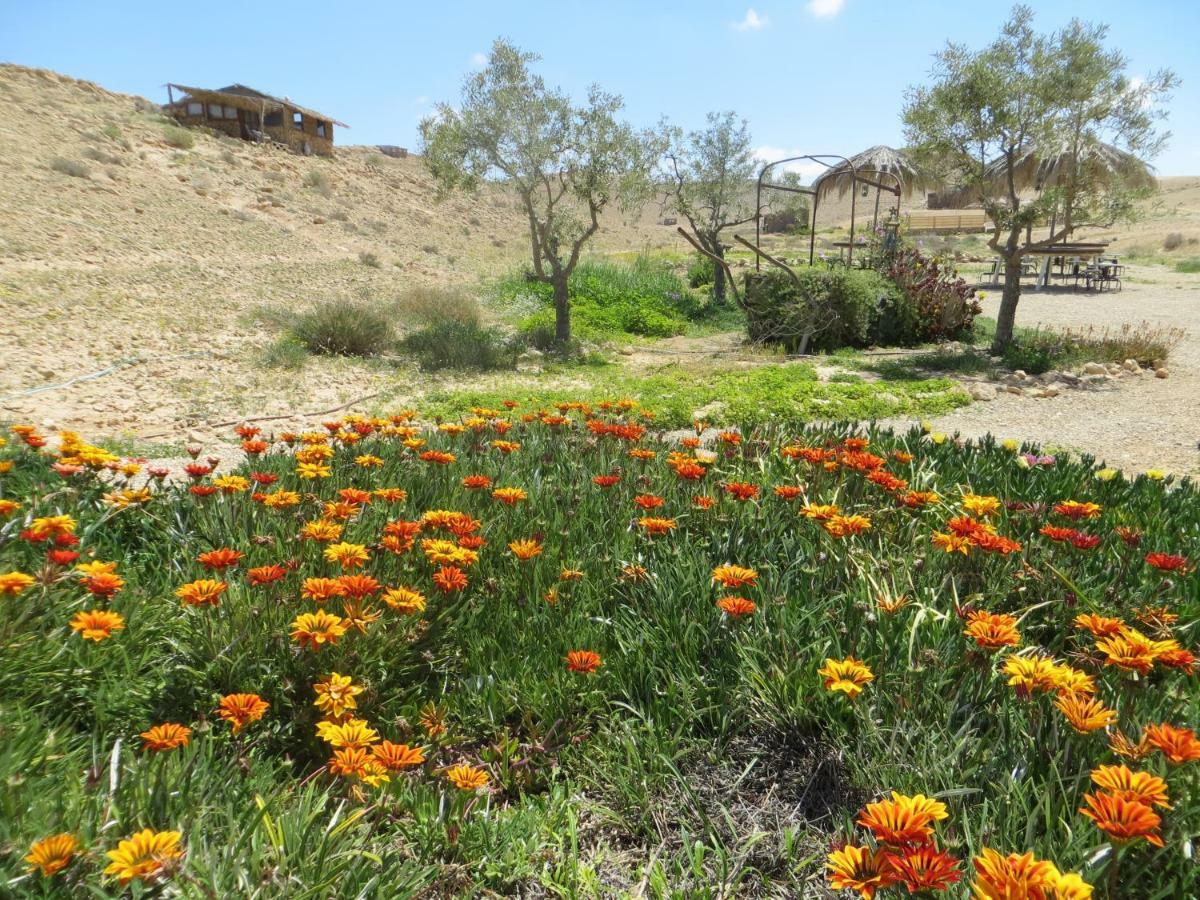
[
  {"x1": 432, "y1": 565, "x2": 468, "y2": 593},
  {"x1": 337, "y1": 574, "x2": 381, "y2": 598},
  {"x1": 826, "y1": 844, "x2": 898, "y2": 899},
  {"x1": 818, "y1": 657, "x2": 874, "y2": 699},
  {"x1": 373, "y1": 741, "x2": 426, "y2": 771},
  {"x1": 419, "y1": 450, "x2": 456, "y2": 465},
  {"x1": 565, "y1": 650, "x2": 603, "y2": 674},
  {"x1": 1054, "y1": 500, "x2": 1102, "y2": 520},
  {"x1": 722, "y1": 481, "x2": 759, "y2": 501},
  {"x1": 1079, "y1": 791, "x2": 1163, "y2": 846},
  {"x1": 1054, "y1": 693, "x2": 1117, "y2": 734},
  {"x1": 931, "y1": 532, "x2": 972, "y2": 554},
  {"x1": 25, "y1": 833, "x2": 78, "y2": 877},
  {"x1": 446, "y1": 764, "x2": 489, "y2": 791},
  {"x1": 857, "y1": 792, "x2": 948, "y2": 846},
  {"x1": 633, "y1": 493, "x2": 664, "y2": 509},
  {"x1": 971, "y1": 848, "x2": 1061, "y2": 899},
  {"x1": 899, "y1": 490, "x2": 939, "y2": 508},
  {"x1": 716, "y1": 596, "x2": 757, "y2": 618},
  {"x1": 0, "y1": 570, "x2": 36, "y2": 596},
  {"x1": 711, "y1": 564, "x2": 758, "y2": 588},
  {"x1": 1073, "y1": 613, "x2": 1124, "y2": 637},
  {"x1": 330, "y1": 747, "x2": 389, "y2": 785},
  {"x1": 1144, "y1": 723, "x2": 1200, "y2": 764},
  {"x1": 1145, "y1": 551, "x2": 1191, "y2": 573},
  {"x1": 419, "y1": 702, "x2": 447, "y2": 739},
  {"x1": 217, "y1": 693, "x2": 269, "y2": 734},
  {"x1": 382, "y1": 586, "x2": 427, "y2": 614},
  {"x1": 290, "y1": 610, "x2": 348, "y2": 650},
  {"x1": 1090, "y1": 764, "x2": 1170, "y2": 809},
  {"x1": 462, "y1": 474, "x2": 492, "y2": 490},
  {"x1": 824, "y1": 514, "x2": 872, "y2": 538},
  {"x1": 692, "y1": 494, "x2": 715, "y2": 509},
  {"x1": 964, "y1": 611, "x2": 1021, "y2": 651},
  {"x1": 196, "y1": 548, "x2": 243, "y2": 571},
  {"x1": 69, "y1": 609, "x2": 125, "y2": 641},
  {"x1": 509, "y1": 538, "x2": 543, "y2": 561},
  {"x1": 1096, "y1": 628, "x2": 1171, "y2": 675},
  {"x1": 491, "y1": 486, "x2": 528, "y2": 505},
  {"x1": 638, "y1": 516, "x2": 677, "y2": 536},
  {"x1": 592, "y1": 474, "x2": 621, "y2": 488},
  {"x1": 247, "y1": 564, "x2": 288, "y2": 586},
  {"x1": 140, "y1": 723, "x2": 192, "y2": 752},
  {"x1": 887, "y1": 845, "x2": 960, "y2": 893},
  {"x1": 103, "y1": 829, "x2": 182, "y2": 886},
  {"x1": 176, "y1": 578, "x2": 227, "y2": 607},
  {"x1": 800, "y1": 503, "x2": 840, "y2": 521},
  {"x1": 301, "y1": 577, "x2": 347, "y2": 603}
]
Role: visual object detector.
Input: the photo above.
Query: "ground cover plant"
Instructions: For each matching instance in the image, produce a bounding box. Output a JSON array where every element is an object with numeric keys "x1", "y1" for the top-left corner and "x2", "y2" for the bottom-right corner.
[{"x1": 0, "y1": 412, "x2": 1197, "y2": 897}]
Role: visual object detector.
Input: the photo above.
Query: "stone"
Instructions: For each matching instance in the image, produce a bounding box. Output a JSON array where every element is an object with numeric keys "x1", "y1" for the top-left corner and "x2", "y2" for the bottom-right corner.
[
  {"x1": 1047, "y1": 382, "x2": 1070, "y2": 395},
  {"x1": 1033, "y1": 386, "x2": 1060, "y2": 398},
  {"x1": 693, "y1": 400, "x2": 727, "y2": 420},
  {"x1": 1155, "y1": 367, "x2": 1170, "y2": 379},
  {"x1": 1123, "y1": 358, "x2": 1141, "y2": 372},
  {"x1": 617, "y1": 346, "x2": 634, "y2": 356},
  {"x1": 1058, "y1": 372, "x2": 1081, "y2": 386},
  {"x1": 1083, "y1": 374, "x2": 1110, "y2": 386},
  {"x1": 968, "y1": 383, "x2": 997, "y2": 401},
  {"x1": 1004, "y1": 385, "x2": 1025, "y2": 396},
  {"x1": 1083, "y1": 362, "x2": 1107, "y2": 375}
]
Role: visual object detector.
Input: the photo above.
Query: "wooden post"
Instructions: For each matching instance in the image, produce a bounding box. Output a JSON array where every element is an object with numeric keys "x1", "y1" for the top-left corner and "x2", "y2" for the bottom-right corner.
[{"x1": 167, "y1": 83, "x2": 174, "y2": 108}]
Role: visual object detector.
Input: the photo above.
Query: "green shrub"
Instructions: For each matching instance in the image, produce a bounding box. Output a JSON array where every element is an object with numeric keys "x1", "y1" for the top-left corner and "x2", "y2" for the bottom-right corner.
[
  {"x1": 162, "y1": 124, "x2": 195, "y2": 149},
  {"x1": 1175, "y1": 257, "x2": 1200, "y2": 273},
  {"x1": 261, "y1": 336, "x2": 309, "y2": 370},
  {"x1": 876, "y1": 247, "x2": 981, "y2": 344},
  {"x1": 687, "y1": 255, "x2": 714, "y2": 288},
  {"x1": 399, "y1": 321, "x2": 519, "y2": 371},
  {"x1": 995, "y1": 321, "x2": 1185, "y2": 372},
  {"x1": 358, "y1": 251, "x2": 381, "y2": 268},
  {"x1": 289, "y1": 299, "x2": 394, "y2": 356},
  {"x1": 395, "y1": 285, "x2": 482, "y2": 328},
  {"x1": 744, "y1": 267, "x2": 893, "y2": 353}
]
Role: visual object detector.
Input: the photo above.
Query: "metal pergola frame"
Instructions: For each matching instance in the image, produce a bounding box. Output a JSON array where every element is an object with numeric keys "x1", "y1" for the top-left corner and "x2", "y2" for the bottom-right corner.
[{"x1": 753, "y1": 154, "x2": 903, "y2": 269}]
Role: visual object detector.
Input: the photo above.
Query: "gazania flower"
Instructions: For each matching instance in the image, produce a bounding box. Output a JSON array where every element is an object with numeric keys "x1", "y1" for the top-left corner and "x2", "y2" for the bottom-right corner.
[
  {"x1": 141, "y1": 723, "x2": 192, "y2": 752},
  {"x1": 491, "y1": 487, "x2": 528, "y2": 505},
  {"x1": 971, "y1": 848, "x2": 1060, "y2": 899},
  {"x1": 316, "y1": 718, "x2": 380, "y2": 749},
  {"x1": 446, "y1": 764, "x2": 489, "y2": 791},
  {"x1": 818, "y1": 657, "x2": 874, "y2": 699},
  {"x1": 330, "y1": 747, "x2": 389, "y2": 785},
  {"x1": 1143, "y1": 723, "x2": 1200, "y2": 764},
  {"x1": 25, "y1": 833, "x2": 78, "y2": 877},
  {"x1": 432, "y1": 565, "x2": 468, "y2": 593},
  {"x1": 692, "y1": 494, "x2": 715, "y2": 509},
  {"x1": 462, "y1": 474, "x2": 492, "y2": 490},
  {"x1": 323, "y1": 542, "x2": 369, "y2": 570},
  {"x1": 722, "y1": 481, "x2": 760, "y2": 501},
  {"x1": 103, "y1": 829, "x2": 183, "y2": 885},
  {"x1": 1054, "y1": 500, "x2": 1102, "y2": 520},
  {"x1": 341, "y1": 600, "x2": 381, "y2": 634},
  {"x1": 0, "y1": 571, "x2": 36, "y2": 596},
  {"x1": 633, "y1": 493, "x2": 664, "y2": 509},
  {"x1": 1109, "y1": 729, "x2": 1154, "y2": 761},
  {"x1": 302, "y1": 577, "x2": 347, "y2": 603},
  {"x1": 565, "y1": 650, "x2": 603, "y2": 674},
  {"x1": 373, "y1": 741, "x2": 426, "y2": 771},
  {"x1": 560, "y1": 568, "x2": 584, "y2": 581},
  {"x1": 717, "y1": 596, "x2": 757, "y2": 617},
  {"x1": 592, "y1": 474, "x2": 621, "y2": 488},
  {"x1": 509, "y1": 538, "x2": 543, "y2": 561},
  {"x1": 801, "y1": 503, "x2": 840, "y2": 521},
  {"x1": 1096, "y1": 628, "x2": 1170, "y2": 675},
  {"x1": 1090, "y1": 764, "x2": 1170, "y2": 809},
  {"x1": 899, "y1": 490, "x2": 939, "y2": 508},
  {"x1": 964, "y1": 611, "x2": 1020, "y2": 651},
  {"x1": 876, "y1": 593, "x2": 910, "y2": 615},
  {"x1": 773, "y1": 485, "x2": 804, "y2": 501},
  {"x1": 70, "y1": 609, "x2": 125, "y2": 641},
  {"x1": 419, "y1": 450, "x2": 456, "y2": 465},
  {"x1": 1054, "y1": 694, "x2": 1117, "y2": 734},
  {"x1": 931, "y1": 531, "x2": 972, "y2": 554},
  {"x1": 672, "y1": 462, "x2": 706, "y2": 480},
  {"x1": 711, "y1": 565, "x2": 758, "y2": 588},
  {"x1": 419, "y1": 703, "x2": 447, "y2": 739},
  {"x1": 217, "y1": 693, "x2": 269, "y2": 734},
  {"x1": 961, "y1": 494, "x2": 1001, "y2": 517},
  {"x1": 300, "y1": 519, "x2": 343, "y2": 542},
  {"x1": 247, "y1": 564, "x2": 288, "y2": 586},
  {"x1": 197, "y1": 548, "x2": 243, "y2": 571},
  {"x1": 1145, "y1": 551, "x2": 1191, "y2": 573},
  {"x1": 1000, "y1": 653, "x2": 1061, "y2": 696},
  {"x1": 638, "y1": 516, "x2": 677, "y2": 536},
  {"x1": 338, "y1": 574, "x2": 381, "y2": 599},
  {"x1": 887, "y1": 845, "x2": 961, "y2": 893},
  {"x1": 28, "y1": 514, "x2": 77, "y2": 540},
  {"x1": 313, "y1": 672, "x2": 364, "y2": 718},
  {"x1": 382, "y1": 586, "x2": 427, "y2": 614},
  {"x1": 176, "y1": 578, "x2": 228, "y2": 608},
  {"x1": 1073, "y1": 613, "x2": 1124, "y2": 637},
  {"x1": 857, "y1": 792, "x2": 948, "y2": 846},
  {"x1": 824, "y1": 514, "x2": 872, "y2": 538},
  {"x1": 1078, "y1": 791, "x2": 1163, "y2": 847},
  {"x1": 826, "y1": 844, "x2": 898, "y2": 898},
  {"x1": 290, "y1": 610, "x2": 348, "y2": 650}
]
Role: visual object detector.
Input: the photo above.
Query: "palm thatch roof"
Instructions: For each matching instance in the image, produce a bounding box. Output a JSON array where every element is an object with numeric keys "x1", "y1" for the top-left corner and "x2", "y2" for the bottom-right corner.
[
  {"x1": 984, "y1": 140, "x2": 1154, "y2": 193},
  {"x1": 167, "y1": 83, "x2": 348, "y2": 128},
  {"x1": 811, "y1": 145, "x2": 930, "y2": 201}
]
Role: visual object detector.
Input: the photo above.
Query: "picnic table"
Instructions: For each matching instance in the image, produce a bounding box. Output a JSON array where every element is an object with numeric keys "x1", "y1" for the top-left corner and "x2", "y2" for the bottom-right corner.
[{"x1": 980, "y1": 242, "x2": 1120, "y2": 291}]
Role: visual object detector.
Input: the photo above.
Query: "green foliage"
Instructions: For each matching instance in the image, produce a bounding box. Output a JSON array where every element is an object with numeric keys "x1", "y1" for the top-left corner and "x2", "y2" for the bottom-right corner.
[
  {"x1": 744, "y1": 268, "x2": 894, "y2": 353},
  {"x1": 993, "y1": 321, "x2": 1185, "y2": 373},
  {"x1": 1174, "y1": 257, "x2": 1200, "y2": 273},
  {"x1": 398, "y1": 321, "x2": 520, "y2": 371},
  {"x1": 162, "y1": 124, "x2": 195, "y2": 149},
  {"x1": 687, "y1": 254, "x2": 715, "y2": 288},
  {"x1": 287, "y1": 298, "x2": 394, "y2": 357},
  {"x1": 261, "y1": 335, "x2": 310, "y2": 370},
  {"x1": 875, "y1": 246, "x2": 981, "y2": 345}
]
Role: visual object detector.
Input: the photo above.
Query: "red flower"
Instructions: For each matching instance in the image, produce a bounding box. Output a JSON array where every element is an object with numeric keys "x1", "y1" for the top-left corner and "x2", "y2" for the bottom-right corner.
[{"x1": 1145, "y1": 552, "x2": 1191, "y2": 573}]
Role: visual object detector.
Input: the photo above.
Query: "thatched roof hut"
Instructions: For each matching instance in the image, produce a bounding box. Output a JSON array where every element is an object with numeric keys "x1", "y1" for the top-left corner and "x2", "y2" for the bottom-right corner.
[
  {"x1": 165, "y1": 83, "x2": 347, "y2": 156},
  {"x1": 811, "y1": 145, "x2": 930, "y2": 201},
  {"x1": 980, "y1": 140, "x2": 1155, "y2": 195}
]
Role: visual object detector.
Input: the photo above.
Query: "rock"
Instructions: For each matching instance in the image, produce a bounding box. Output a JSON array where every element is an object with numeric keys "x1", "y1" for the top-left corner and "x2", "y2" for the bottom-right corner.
[
  {"x1": 1004, "y1": 385, "x2": 1025, "y2": 396},
  {"x1": 968, "y1": 383, "x2": 997, "y2": 401},
  {"x1": 1033, "y1": 386, "x2": 1059, "y2": 399},
  {"x1": 1047, "y1": 382, "x2": 1070, "y2": 395},
  {"x1": 693, "y1": 400, "x2": 727, "y2": 420},
  {"x1": 1106, "y1": 363, "x2": 1124, "y2": 376},
  {"x1": 186, "y1": 430, "x2": 207, "y2": 444},
  {"x1": 1058, "y1": 372, "x2": 1081, "y2": 386},
  {"x1": 1083, "y1": 374, "x2": 1110, "y2": 386},
  {"x1": 312, "y1": 216, "x2": 326, "y2": 224},
  {"x1": 1123, "y1": 358, "x2": 1141, "y2": 373},
  {"x1": 1083, "y1": 362, "x2": 1107, "y2": 375},
  {"x1": 1155, "y1": 367, "x2": 1170, "y2": 379},
  {"x1": 1012, "y1": 369, "x2": 1028, "y2": 381}
]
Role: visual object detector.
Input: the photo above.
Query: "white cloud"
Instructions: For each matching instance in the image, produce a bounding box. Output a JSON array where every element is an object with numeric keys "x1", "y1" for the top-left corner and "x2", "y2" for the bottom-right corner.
[
  {"x1": 752, "y1": 146, "x2": 827, "y2": 183},
  {"x1": 807, "y1": 0, "x2": 845, "y2": 18},
  {"x1": 733, "y1": 8, "x2": 768, "y2": 31},
  {"x1": 414, "y1": 95, "x2": 429, "y2": 106},
  {"x1": 469, "y1": 52, "x2": 488, "y2": 69}
]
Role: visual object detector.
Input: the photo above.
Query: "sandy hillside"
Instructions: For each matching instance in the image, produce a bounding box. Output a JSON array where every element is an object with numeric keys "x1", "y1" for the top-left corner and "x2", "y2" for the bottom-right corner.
[{"x1": 0, "y1": 64, "x2": 682, "y2": 440}]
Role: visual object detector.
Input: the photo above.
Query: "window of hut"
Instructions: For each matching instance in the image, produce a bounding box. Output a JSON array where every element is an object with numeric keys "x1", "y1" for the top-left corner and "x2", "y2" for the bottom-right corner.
[
  {"x1": 263, "y1": 111, "x2": 282, "y2": 127},
  {"x1": 186, "y1": 102, "x2": 203, "y2": 116},
  {"x1": 224, "y1": 106, "x2": 239, "y2": 119},
  {"x1": 208, "y1": 103, "x2": 222, "y2": 118},
  {"x1": 316, "y1": 121, "x2": 327, "y2": 138},
  {"x1": 292, "y1": 111, "x2": 303, "y2": 130}
]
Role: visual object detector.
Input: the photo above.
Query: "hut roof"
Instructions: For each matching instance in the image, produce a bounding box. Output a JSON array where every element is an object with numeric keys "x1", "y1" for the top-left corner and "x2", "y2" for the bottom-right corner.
[
  {"x1": 167, "y1": 83, "x2": 348, "y2": 128},
  {"x1": 811, "y1": 145, "x2": 931, "y2": 201},
  {"x1": 984, "y1": 140, "x2": 1153, "y2": 192}
]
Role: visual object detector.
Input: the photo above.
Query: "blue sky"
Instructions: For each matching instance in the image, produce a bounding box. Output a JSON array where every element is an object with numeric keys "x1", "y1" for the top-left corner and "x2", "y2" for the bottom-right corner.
[{"x1": 3, "y1": 0, "x2": 1197, "y2": 175}]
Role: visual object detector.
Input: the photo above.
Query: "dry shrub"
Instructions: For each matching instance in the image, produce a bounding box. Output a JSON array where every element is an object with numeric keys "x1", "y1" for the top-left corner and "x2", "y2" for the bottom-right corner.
[
  {"x1": 395, "y1": 285, "x2": 481, "y2": 328},
  {"x1": 49, "y1": 157, "x2": 89, "y2": 178},
  {"x1": 1163, "y1": 232, "x2": 1184, "y2": 251}
]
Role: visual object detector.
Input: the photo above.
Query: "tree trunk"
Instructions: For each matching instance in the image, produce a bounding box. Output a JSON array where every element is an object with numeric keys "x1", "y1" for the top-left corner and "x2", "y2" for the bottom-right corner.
[
  {"x1": 990, "y1": 254, "x2": 1023, "y2": 354},
  {"x1": 552, "y1": 273, "x2": 571, "y2": 345},
  {"x1": 712, "y1": 246, "x2": 727, "y2": 302}
]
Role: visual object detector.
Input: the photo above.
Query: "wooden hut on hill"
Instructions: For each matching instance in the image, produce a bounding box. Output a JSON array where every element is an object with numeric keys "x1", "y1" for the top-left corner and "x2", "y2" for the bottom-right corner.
[{"x1": 164, "y1": 83, "x2": 346, "y2": 156}]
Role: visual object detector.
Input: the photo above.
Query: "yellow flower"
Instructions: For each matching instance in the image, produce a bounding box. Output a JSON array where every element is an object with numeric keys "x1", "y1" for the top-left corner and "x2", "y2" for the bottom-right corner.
[
  {"x1": 818, "y1": 657, "x2": 874, "y2": 699},
  {"x1": 316, "y1": 717, "x2": 380, "y2": 748},
  {"x1": 961, "y1": 493, "x2": 1001, "y2": 517},
  {"x1": 70, "y1": 609, "x2": 126, "y2": 641},
  {"x1": 212, "y1": 475, "x2": 250, "y2": 493},
  {"x1": 446, "y1": 764, "x2": 489, "y2": 791},
  {"x1": 323, "y1": 542, "x2": 369, "y2": 570},
  {"x1": 929, "y1": 432, "x2": 947, "y2": 444},
  {"x1": 0, "y1": 570, "x2": 36, "y2": 596},
  {"x1": 1001, "y1": 438, "x2": 1020, "y2": 452},
  {"x1": 297, "y1": 462, "x2": 332, "y2": 479},
  {"x1": 382, "y1": 586, "x2": 427, "y2": 615},
  {"x1": 1145, "y1": 469, "x2": 1166, "y2": 480},
  {"x1": 103, "y1": 829, "x2": 182, "y2": 885},
  {"x1": 290, "y1": 610, "x2": 348, "y2": 650},
  {"x1": 25, "y1": 833, "x2": 78, "y2": 877},
  {"x1": 313, "y1": 672, "x2": 364, "y2": 718},
  {"x1": 1095, "y1": 468, "x2": 1118, "y2": 482}
]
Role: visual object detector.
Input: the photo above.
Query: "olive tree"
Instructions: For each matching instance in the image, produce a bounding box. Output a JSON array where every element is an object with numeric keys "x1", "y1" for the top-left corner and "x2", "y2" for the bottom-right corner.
[
  {"x1": 662, "y1": 112, "x2": 758, "y2": 302},
  {"x1": 903, "y1": 5, "x2": 1176, "y2": 352},
  {"x1": 419, "y1": 39, "x2": 661, "y2": 345}
]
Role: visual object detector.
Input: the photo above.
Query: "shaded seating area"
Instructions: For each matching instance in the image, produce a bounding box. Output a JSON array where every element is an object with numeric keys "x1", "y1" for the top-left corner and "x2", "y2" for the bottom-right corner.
[{"x1": 979, "y1": 242, "x2": 1122, "y2": 292}]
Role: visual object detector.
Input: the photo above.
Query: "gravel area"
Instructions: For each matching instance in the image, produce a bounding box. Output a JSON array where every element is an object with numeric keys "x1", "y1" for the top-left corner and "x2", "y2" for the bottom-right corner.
[{"x1": 881, "y1": 265, "x2": 1200, "y2": 476}]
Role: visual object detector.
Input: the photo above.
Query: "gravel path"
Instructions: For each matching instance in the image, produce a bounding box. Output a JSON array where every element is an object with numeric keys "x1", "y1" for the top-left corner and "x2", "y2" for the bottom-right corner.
[{"x1": 881, "y1": 265, "x2": 1200, "y2": 476}]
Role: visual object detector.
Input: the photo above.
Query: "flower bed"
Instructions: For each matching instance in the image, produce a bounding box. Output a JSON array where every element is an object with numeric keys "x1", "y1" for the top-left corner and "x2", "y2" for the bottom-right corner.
[{"x1": 0, "y1": 413, "x2": 1196, "y2": 895}]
